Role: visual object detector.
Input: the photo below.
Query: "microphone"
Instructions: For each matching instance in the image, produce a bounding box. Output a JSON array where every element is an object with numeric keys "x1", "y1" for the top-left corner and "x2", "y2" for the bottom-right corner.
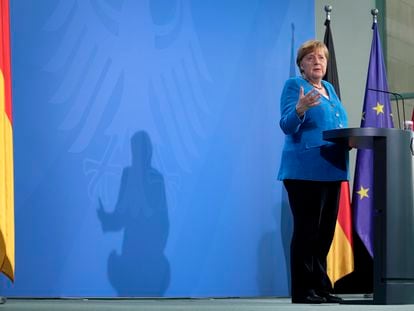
[{"x1": 367, "y1": 88, "x2": 405, "y2": 129}]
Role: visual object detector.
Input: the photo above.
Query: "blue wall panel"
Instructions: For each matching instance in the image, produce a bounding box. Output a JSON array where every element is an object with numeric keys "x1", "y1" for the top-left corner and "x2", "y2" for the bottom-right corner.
[{"x1": 2, "y1": 0, "x2": 314, "y2": 297}]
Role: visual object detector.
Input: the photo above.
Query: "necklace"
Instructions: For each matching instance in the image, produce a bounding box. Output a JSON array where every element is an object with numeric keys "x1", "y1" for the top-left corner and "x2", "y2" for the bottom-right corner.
[
  {"x1": 305, "y1": 79, "x2": 323, "y2": 90},
  {"x1": 311, "y1": 83, "x2": 323, "y2": 90}
]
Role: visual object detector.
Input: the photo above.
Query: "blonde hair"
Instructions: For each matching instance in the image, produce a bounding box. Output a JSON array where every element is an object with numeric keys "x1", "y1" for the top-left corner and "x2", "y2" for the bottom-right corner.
[{"x1": 296, "y1": 40, "x2": 329, "y2": 74}]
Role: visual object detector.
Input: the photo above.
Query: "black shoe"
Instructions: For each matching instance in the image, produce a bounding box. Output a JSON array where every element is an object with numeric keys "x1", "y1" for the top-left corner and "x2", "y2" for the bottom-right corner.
[
  {"x1": 292, "y1": 292, "x2": 326, "y2": 304},
  {"x1": 318, "y1": 292, "x2": 343, "y2": 303}
]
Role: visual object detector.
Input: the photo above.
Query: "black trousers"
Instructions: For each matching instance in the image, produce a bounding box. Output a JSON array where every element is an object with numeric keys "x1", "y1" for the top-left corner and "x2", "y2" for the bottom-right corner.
[{"x1": 283, "y1": 179, "x2": 341, "y2": 298}]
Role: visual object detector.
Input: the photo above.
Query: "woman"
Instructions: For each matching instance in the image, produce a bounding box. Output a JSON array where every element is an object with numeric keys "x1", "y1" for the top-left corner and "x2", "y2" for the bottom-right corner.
[{"x1": 278, "y1": 40, "x2": 348, "y2": 304}]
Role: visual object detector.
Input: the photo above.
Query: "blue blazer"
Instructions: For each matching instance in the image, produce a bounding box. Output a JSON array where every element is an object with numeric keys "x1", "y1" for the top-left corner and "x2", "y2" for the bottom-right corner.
[{"x1": 277, "y1": 77, "x2": 349, "y2": 181}]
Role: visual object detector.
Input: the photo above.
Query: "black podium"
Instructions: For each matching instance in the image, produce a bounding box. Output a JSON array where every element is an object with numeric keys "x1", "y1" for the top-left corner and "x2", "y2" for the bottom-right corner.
[{"x1": 323, "y1": 127, "x2": 414, "y2": 305}]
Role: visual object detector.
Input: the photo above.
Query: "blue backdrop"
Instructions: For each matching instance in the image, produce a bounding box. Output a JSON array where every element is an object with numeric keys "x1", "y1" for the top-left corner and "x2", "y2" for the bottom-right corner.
[{"x1": 2, "y1": 0, "x2": 314, "y2": 297}]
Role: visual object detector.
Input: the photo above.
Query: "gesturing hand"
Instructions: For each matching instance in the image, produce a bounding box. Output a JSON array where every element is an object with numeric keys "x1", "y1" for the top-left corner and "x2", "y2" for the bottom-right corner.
[{"x1": 295, "y1": 86, "x2": 321, "y2": 117}]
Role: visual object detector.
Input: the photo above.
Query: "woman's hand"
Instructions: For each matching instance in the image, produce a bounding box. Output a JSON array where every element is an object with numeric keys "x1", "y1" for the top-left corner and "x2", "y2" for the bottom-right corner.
[{"x1": 295, "y1": 86, "x2": 321, "y2": 117}]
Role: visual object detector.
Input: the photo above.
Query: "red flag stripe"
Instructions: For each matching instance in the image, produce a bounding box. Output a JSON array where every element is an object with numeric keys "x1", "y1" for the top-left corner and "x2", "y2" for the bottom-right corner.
[
  {"x1": 337, "y1": 182, "x2": 353, "y2": 246},
  {"x1": 0, "y1": 0, "x2": 12, "y2": 122}
]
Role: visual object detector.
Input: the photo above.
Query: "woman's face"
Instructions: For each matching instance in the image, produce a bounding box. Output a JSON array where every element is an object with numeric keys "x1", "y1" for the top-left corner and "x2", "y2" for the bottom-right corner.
[{"x1": 300, "y1": 48, "x2": 327, "y2": 81}]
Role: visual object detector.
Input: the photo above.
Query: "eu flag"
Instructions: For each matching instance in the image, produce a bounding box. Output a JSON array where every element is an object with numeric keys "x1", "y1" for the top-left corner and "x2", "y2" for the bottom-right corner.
[{"x1": 352, "y1": 21, "x2": 394, "y2": 257}]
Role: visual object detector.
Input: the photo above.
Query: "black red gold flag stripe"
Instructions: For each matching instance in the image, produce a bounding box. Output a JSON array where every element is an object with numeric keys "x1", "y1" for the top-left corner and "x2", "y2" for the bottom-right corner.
[{"x1": 0, "y1": 0, "x2": 15, "y2": 282}]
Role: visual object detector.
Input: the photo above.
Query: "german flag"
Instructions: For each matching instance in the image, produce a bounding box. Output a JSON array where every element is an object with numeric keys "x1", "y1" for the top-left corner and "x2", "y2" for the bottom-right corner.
[
  {"x1": 0, "y1": 0, "x2": 14, "y2": 281},
  {"x1": 323, "y1": 9, "x2": 354, "y2": 285}
]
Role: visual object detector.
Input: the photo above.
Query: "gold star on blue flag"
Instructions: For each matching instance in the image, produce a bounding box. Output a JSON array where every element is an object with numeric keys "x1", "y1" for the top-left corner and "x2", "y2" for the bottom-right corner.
[
  {"x1": 357, "y1": 186, "x2": 369, "y2": 199},
  {"x1": 372, "y1": 102, "x2": 384, "y2": 115}
]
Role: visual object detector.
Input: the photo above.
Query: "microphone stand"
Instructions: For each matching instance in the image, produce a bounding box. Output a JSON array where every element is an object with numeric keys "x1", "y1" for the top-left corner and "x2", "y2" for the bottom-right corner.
[
  {"x1": 396, "y1": 92, "x2": 406, "y2": 126},
  {"x1": 367, "y1": 88, "x2": 402, "y2": 129}
]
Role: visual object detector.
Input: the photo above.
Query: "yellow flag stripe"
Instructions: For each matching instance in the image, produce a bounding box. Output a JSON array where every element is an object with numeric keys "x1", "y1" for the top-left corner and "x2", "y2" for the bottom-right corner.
[
  {"x1": 327, "y1": 220, "x2": 354, "y2": 285},
  {"x1": 0, "y1": 69, "x2": 14, "y2": 281}
]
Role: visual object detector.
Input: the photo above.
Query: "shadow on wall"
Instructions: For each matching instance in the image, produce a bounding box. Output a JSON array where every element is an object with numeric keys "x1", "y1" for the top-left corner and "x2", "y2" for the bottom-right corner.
[
  {"x1": 256, "y1": 187, "x2": 292, "y2": 296},
  {"x1": 280, "y1": 186, "x2": 292, "y2": 294},
  {"x1": 257, "y1": 206, "x2": 279, "y2": 295},
  {"x1": 97, "y1": 131, "x2": 170, "y2": 296}
]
